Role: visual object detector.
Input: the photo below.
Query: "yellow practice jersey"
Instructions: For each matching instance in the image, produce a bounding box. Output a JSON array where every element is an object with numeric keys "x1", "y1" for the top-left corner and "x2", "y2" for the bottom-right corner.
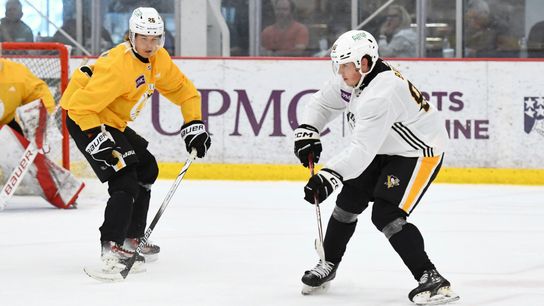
[
  {"x1": 0, "y1": 58, "x2": 56, "y2": 125},
  {"x1": 60, "y1": 42, "x2": 201, "y2": 131}
]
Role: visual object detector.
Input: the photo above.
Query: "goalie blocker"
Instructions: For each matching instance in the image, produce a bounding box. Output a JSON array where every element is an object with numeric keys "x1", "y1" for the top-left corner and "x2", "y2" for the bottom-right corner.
[{"x1": 0, "y1": 101, "x2": 84, "y2": 210}]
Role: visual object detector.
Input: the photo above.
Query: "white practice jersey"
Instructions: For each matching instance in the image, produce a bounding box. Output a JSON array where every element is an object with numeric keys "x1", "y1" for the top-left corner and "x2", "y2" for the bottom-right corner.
[{"x1": 301, "y1": 60, "x2": 448, "y2": 180}]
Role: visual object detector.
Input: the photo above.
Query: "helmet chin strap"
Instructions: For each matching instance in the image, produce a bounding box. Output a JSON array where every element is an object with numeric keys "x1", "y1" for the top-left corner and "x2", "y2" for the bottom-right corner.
[
  {"x1": 353, "y1": 58, "x2": 376, "y2": 88},
  {"x1": 355, "y1": 70, "x2": 366, "y2": 88}
]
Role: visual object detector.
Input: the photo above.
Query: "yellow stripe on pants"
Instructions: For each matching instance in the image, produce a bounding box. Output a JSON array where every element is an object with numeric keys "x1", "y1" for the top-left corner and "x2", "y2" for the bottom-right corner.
[{"x1": 401, "y1": 155, "x2": 442, "y2": 213}]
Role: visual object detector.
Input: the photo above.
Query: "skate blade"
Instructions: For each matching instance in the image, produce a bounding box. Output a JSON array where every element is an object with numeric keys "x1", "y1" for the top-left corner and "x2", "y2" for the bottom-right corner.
[
  {"x1": 84, "y1": 266, "x2": 124, "y2": 282},
  {"x1": 301, "y1": 281, "x2": 331, "y2": 295},
  {"x1": 413, "y1": 287, "x2": 460, "y2": 305},
  {"x1": 83, "y1": 263, "x2": 147, "y2": 282}
]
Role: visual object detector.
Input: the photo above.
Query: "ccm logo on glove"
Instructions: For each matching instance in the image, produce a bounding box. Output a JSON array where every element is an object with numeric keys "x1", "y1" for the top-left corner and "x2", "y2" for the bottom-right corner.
[{"x1": 294, "y1": 124, "x2": 322, "y2": 168}]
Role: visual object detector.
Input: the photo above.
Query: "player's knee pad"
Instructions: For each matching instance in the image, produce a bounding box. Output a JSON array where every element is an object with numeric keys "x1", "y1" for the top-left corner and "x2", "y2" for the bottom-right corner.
[
  {"x1": 381, "y1": 217, "x2": 407, "y2": 239},
  {"x1": 371, "y1": 198, "x2": 407, "y2": 232},
  {"x1": 332, "y1": 205, "x2": 359, "y2": 224},
  {"x1": 107, "y1": 168, "x2": 140, "y2": 202},
  {"x1": 137, "y1": 150, "x2": 159, "y2": 185}
]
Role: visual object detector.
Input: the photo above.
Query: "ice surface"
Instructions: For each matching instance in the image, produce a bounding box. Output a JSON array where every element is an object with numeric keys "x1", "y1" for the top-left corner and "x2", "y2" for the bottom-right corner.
[{"x1": 1, "y1": 180, "x2": 543, "y2": 305}]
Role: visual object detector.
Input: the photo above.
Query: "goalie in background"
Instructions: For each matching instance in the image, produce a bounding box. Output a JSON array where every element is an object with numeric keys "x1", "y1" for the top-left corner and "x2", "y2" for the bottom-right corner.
[
  {"x1": 0, "y1": 58, "x2": 84, "y2": 210},
  {"x1": 293, "y1": 30, "x2": 459, "y2": 305},
  {"x1": 60, "y1": 7, "x2": 211, "y2": 272}
]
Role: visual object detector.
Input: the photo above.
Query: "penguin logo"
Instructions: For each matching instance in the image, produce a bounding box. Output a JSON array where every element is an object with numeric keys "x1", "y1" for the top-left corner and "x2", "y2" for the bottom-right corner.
[{"x1": 385, "y1": 175, "x2": 400, "y2": 189}]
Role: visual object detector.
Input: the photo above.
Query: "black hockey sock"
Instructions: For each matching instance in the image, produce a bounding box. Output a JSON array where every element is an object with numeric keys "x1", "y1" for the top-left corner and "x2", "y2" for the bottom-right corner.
[
  {"x1": 388, "y1": 223, "x2": 435, "y2": 280},
  {"x1": 100, "y1": 191, "x2": 134, "y2": 244},
  {"x1": 127, "y1": 186, "x2": 150, "y2": 238},
  {"x1": 323, "y1": 216, "x2": 357, "y2": 264}
]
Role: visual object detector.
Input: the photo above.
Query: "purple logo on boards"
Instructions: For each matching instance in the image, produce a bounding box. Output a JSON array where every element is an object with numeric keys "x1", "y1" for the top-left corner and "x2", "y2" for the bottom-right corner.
[
  {"x1": 340, "y1": 89, "x2": 351, "y2": 102},
  {"x1": 135, "y1": 75, "x2": 146, "y2": 88}
]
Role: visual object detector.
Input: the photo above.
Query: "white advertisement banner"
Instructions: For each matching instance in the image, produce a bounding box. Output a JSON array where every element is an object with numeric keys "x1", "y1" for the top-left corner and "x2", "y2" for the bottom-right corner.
[{"x1": 69, "y1": 58, "x2": 544, "y2": 169}]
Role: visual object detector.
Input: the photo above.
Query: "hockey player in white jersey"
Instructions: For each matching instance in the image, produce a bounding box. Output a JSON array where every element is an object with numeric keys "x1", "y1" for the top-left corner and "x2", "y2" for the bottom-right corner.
[{"x1": 293, "y1": 30, "x2": 459, "y2": 305}]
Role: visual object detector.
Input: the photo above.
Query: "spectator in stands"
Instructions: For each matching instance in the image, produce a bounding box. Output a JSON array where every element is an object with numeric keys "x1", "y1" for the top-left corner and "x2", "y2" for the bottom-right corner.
[
  {"x1": 52, "y1": 16, "x2": 114, "y2": 54},
  {"x1": 0, "y1": 0, "x2": 33, "y2": 42},
  {"x1": 464, "y1": 0, "x2": 518, "y2": 57},
  {"x1": 377, "y1": 4, "x2": 416, "y2": 58},
  {"x1": 261, "y1": 0, "x2": 309, "y2": 56},
  {"x1": 527, "y1": 21, "x2": 544, "y2": 58}
]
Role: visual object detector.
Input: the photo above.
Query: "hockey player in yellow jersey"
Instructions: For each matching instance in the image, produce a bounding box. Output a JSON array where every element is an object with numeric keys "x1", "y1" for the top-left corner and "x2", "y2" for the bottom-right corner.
[
  {"x1": 0, "y1": 58, "x2": 55, "y2": 130},
  {"x1": 61, "y1": 7, "x2": 211, "y2": 272}
]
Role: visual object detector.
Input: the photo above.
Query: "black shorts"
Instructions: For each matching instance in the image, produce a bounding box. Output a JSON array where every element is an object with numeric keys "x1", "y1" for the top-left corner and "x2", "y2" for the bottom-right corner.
[
  {"x1": 336, "y1": 154, "x2": 444, "y2": 216},
  {"x1": 66, "y1": 115, "x2": 149, "y2": 182}
]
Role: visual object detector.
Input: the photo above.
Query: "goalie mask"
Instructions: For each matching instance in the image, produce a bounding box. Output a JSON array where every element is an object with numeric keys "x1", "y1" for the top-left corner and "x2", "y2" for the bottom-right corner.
[
  {"x1": 129, "y1": 7, "x2": 165, "y2": 56},
  {"x1": 330, "y1": 30, "x2": 379, "y2": 87}
]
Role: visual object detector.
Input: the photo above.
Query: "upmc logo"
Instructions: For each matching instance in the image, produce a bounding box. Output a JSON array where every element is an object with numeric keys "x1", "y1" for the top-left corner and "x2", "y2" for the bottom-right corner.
[
  {"x1": 524, "y1": 96, "x2": 544, "y2": 135},
  {"x1": 150, "y1": 88, "x2": 336, "y2": 137}
]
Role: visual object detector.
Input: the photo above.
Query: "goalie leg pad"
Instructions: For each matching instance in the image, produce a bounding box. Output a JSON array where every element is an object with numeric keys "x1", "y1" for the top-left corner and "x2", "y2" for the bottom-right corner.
[{"x1": 7, "y1": 120, "x2": 23, "y2": 136}]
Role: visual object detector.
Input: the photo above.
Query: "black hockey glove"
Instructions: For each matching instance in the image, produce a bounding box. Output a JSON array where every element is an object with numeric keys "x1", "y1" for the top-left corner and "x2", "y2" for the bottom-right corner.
[
  {"x1": 294, "y1": 124, "x2": 322, "y2": 167},
  {"x1": 180, "y1": 120, "x2": 211, "y2": 158},
  {"x1": 304, "y1": 168, "x2": 343, "y2": 204},
  {"x1": 84, "y1": 127, "x2": 120, "y2": 167}
]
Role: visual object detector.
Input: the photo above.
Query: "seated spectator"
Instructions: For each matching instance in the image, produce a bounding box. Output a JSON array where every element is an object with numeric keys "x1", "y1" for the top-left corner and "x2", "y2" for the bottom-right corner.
[
  {"x1": 52, "y1": 17, "x2": 114, "y2": 54},
  {"x1": 464, "y1": 0, "x2": 518, "y2": 57},
  {"x1": 261, "y1": 0, "x2": 309, "y2": 56},
  {"x1": 527, "y1": 21, "x2": 544, "y2": 58},
  {"x1": 377, "y1": 4, "x2": 416, "y2": 58},
  {"x1": 0, "y1": 0, "x2": 33, "y2": 42}
]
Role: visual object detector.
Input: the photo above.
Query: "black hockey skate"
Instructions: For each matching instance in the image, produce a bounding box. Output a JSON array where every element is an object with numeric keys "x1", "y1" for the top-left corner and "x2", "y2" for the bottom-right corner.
[
  {"x1": 409, "y1": 269, "x2": 459, "y2": 305},
  {"x1": 124, "y1": 237, "x2": 160, "y2": 262},
  {"x1": 301, "y1": 260, "x2": 338, "y2": 295}
]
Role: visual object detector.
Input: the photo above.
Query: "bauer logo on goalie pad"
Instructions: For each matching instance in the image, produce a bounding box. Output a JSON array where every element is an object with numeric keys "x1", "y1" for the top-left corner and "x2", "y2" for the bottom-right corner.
[{"x1": 1, "y1": 149, "x2": 35, "y2": 196}]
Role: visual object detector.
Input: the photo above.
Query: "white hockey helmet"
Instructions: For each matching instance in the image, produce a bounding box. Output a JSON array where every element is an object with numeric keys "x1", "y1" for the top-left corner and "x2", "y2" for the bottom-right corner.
[
  {"x1": 129, "y1": 7, "x2": 165, "y2": 54},
  {"x1": 330, "y1": 30, "x2": 379, "y2": 79}
]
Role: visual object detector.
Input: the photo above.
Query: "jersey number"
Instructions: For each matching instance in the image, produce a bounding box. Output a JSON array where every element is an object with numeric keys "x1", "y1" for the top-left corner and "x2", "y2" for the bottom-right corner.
[{"x1": 408, "y1": 81, "x2": 429, "y2": 112}]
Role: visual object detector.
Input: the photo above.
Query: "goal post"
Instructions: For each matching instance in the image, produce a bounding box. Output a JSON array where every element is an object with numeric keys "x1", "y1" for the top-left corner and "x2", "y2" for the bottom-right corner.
[{"x1": 0, "y1": 42, "x2": 71, "y2": 170}]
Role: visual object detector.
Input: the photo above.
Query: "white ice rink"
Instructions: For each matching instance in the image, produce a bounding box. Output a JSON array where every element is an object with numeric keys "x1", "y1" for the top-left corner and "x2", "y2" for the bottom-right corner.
[{"x1": 1, "y1": 179, "x2": 543, "y2": 306}]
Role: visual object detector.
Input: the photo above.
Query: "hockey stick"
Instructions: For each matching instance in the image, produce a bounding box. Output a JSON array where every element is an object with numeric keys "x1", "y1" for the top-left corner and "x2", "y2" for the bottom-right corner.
[
  {"x1": 119, "y1": 149, "x2": 198, "y2": 279},
  {"x1": 308, "y1": 154, "x2": 326, "y2": 265}
]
